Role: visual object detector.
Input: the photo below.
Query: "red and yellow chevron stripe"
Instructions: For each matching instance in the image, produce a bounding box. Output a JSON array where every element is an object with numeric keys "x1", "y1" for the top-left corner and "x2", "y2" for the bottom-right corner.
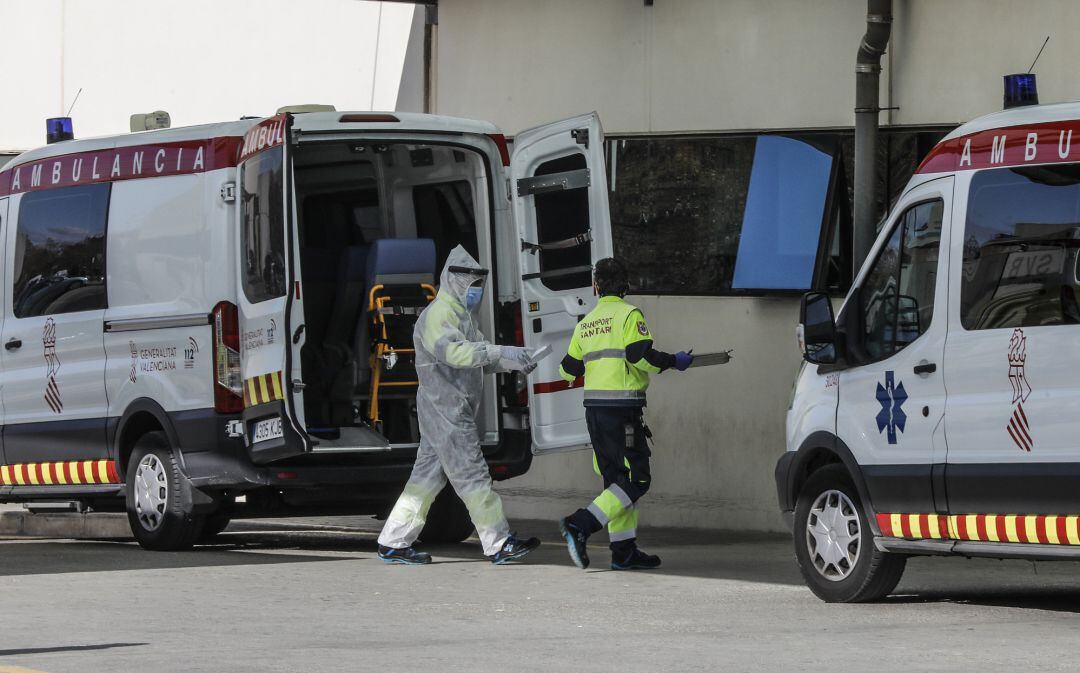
[
  {"x1": 0, "y1": 460, "x2": 120, "y2": 486},
  {"x1": 243, "y1": 370, "x2": 284, "y2": 407},
  {"x1": 878, "y1": 512, "x2": 1080, "y2": 546}
]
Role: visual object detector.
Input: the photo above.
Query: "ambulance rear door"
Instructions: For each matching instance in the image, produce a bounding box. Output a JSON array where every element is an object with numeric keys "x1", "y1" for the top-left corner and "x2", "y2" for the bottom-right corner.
[
  {"x1": 510, "y1": 112, "x2": 613, "y2": 453},
  {"x1": 235, "y1": 114, "x2": 309, "y2": 464}
]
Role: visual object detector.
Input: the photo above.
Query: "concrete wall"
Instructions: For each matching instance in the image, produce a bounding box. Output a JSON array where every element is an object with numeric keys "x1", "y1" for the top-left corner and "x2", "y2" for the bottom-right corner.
[
  {"x1": 442, "y1": 0, "x2": 1080, "y2": 532},
  {"x1": 0, "y1": 0, "x2": 423, "y2": 152},
  {"x1": 437, "y1": 0, "x2": 1080, "y2": 136},
  {"x1": 889, "y1": 0, "x2": 1080, "y2": 126},
  {"x1": 436, "y1": 0, "x2": 867, "y2": 134}
]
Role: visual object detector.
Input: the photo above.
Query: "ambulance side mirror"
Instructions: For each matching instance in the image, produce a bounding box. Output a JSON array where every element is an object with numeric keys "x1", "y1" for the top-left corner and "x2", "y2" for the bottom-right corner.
[{"x1": 799, "y1": 292, "x2": 837, "y2": 365}]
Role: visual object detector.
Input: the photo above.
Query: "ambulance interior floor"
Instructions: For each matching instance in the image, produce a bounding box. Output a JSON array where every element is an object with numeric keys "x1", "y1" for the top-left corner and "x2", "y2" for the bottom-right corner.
[{"x1": 3, "y1": 516, "x2": 1080, "y2": 673}]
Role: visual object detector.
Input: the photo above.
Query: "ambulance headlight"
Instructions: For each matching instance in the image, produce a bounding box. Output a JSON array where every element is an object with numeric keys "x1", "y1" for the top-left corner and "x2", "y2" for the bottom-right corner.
[
  {"x1": 1004, "y1": 73, "x2": 1039, "y2": 109},
  {"x1": 46, "y1": 117, "x2": 74, "y2": 144}
]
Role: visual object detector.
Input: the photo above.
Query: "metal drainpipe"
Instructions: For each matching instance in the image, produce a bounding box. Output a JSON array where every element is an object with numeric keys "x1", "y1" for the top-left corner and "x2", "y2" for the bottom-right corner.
[{"x1": 853, "y1": 0, "x2": 893, "y2": 268}]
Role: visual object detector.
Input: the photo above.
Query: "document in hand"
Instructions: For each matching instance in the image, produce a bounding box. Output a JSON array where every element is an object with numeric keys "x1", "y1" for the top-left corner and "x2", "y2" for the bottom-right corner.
[
  {"x1": 687, "y1": 350, "x2": 733, "y2": 368},
  {"x1": 529, "y1": 344, "x2": 553, "y2": 363}
]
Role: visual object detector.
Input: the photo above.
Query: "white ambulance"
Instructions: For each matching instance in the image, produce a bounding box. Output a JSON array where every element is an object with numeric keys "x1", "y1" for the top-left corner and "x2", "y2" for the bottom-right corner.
[
  {"x1": 780, "y1": 99, "x2": 1080, "y2": 601},
  {"x1": 0, "y1": 109, "x2": 612, "y2": 550}
]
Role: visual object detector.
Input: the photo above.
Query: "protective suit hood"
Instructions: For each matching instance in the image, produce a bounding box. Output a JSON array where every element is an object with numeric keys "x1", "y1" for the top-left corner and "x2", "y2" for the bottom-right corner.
[{"x1": 439, "y1": 246, "x2": 488, "y2": 308}]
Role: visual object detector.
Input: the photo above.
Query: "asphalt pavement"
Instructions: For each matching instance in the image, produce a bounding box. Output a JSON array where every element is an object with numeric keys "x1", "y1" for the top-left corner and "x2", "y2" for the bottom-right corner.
[{"x1": 3, "y1": 517, "x2": 1080, "y2": 673}]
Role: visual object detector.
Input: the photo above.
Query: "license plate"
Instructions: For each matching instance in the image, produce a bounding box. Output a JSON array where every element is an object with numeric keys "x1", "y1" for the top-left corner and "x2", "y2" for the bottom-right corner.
[{"x1": 252, "y1": 417, "x2": 283, "y2": 443}]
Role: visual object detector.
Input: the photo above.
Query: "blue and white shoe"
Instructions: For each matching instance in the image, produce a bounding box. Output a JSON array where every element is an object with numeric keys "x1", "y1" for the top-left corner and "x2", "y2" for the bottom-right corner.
[
  {"x1": 378, "y1": 545, "x2": 432, "y2": 565},
  {"x1": 559, "y1": 518, "x2": 590, "y2": 570},
  {"x1": 489, "y1": 534, "x2": 541, "y2": 564}
]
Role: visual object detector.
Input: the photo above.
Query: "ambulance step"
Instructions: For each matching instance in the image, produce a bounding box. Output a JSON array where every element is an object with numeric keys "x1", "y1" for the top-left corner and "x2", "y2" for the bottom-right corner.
[
  {"x1": 24, "y1": 501, "x2": 85, "y2": 514},
  {"x1": 2, "y1": 484, "x2": 124, "y2": 499},
  {"x1": 309, "y1": 425, "x2": 391, "y2": 453}
]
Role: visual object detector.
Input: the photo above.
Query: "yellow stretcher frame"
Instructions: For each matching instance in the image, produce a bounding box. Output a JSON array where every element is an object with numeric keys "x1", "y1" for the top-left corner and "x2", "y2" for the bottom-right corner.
[{"x1": 367, "y1": 282, "x2": 437, "y2": 428}]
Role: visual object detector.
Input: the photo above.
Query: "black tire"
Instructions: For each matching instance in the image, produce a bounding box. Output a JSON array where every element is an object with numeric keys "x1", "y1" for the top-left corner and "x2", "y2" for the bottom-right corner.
[
  {"x1": 417, "y1": 485, "x2": 475, "y2": 544},
  {"x1": 793, "y1": 464, "x2": 906, "y2": 603},
  {"x1": 125, "y1": 431, "x2": 205, "y2": 551},
  {"x1": 198, "y1": 512, "x2": 232, "y2": 541}
]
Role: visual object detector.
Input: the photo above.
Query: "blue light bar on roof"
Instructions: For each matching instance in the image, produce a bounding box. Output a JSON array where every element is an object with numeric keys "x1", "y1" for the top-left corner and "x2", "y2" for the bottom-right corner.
[
  {"x1": 46, "y1": 117, "x2": 74, "y2": 144},
  {"x1": 1004, "y1": 73, "x2": 1039, "y2": 110}
]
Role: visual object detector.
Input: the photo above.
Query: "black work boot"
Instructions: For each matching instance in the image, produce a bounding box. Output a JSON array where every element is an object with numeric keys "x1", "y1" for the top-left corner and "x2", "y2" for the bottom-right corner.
[
  {"x1": 611, "y1": 547, "x2": 661, "y2": 571},
  {"x1": 378, "y1": 545, "x2": 433, "y2": 565},
  {"x1": 489, "y1": 533, "x2": 541, "y2": 564},
  {"x1": 559, "y1": 517, "x2": 591, "y2": 570}
]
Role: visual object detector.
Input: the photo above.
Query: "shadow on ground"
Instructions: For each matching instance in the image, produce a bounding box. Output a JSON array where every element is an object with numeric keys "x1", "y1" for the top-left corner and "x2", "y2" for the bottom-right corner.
[
  {"x1": 0, "y1": 643, "x2": 145, "y2": 656},
  {"x1": 8, "y1": 518, "x2": 1080, "y2": 613},
  {"x1": 0, "y1": 538, "x2": 354, "y2": 577},
  {"x1": 206, "y1": 517, "x2": 808, "y2": 585}
]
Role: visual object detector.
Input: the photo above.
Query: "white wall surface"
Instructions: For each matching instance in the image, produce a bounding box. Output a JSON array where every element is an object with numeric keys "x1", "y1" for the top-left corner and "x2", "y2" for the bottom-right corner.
[
  {"x1": 438, "y1": 0, "x2": 1080, "y2": 136},
  {"x1": 889, "y1": 0, "x2": 1080, "y2": 126},
  {"x1": 437, "y1": 0, "x2": 869, "y2": 135},
  {"x1": 0, "y1": 0, "x2": 423, "y2": 152}
]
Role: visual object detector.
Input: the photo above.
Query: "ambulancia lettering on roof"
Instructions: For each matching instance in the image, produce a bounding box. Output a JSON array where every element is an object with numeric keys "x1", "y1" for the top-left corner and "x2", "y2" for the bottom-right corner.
[
  {"x1": 0, "y1": 137, "x2": 242, "y2": 197},
  {"x1": 239, "y1": 114, "x2": 288, "y2": 161},
  {"x1": 918, "y1": 119, "x2": 1080, "y2": 173}
]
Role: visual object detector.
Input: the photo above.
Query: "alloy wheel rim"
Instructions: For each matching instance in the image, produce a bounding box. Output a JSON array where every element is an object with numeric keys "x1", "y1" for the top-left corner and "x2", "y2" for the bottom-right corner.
[
  {"x1": 805, "y1": 489, "x2": 861, "y2": 581},
  {"x1": 134, "y1": 454, "x2": 168, "y2": 531}
]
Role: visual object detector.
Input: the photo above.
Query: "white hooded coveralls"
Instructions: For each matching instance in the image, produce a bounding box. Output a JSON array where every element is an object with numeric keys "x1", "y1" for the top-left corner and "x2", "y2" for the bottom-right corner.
[{"x1": 377, "y1": 246, "x2": 511, "y2": 555}]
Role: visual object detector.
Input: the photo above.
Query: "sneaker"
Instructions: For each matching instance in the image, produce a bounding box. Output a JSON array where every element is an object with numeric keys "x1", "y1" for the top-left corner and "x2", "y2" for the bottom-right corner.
[
  {"x1": 489, "y1": 534, "x2": 541, "y2": 564},
  {"x1": 611, "y1": 547, "x2": 661, "y2": 571},
  {"x1": 378, "y1": 545, "x2": 432, "y2": 565},
  {"x1": 559, "y1": 517, "x2": 590, "y2": 570}
]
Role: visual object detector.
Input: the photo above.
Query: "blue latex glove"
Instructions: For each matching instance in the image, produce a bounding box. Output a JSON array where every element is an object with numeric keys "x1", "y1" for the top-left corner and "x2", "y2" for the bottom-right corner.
[{"x1": 674, "y1": 350, "x2": 694, "y2": 371}]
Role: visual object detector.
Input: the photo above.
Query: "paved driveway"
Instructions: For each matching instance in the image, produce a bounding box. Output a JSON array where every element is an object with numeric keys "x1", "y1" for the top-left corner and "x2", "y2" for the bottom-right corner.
[{"x1": 1, "y1": 518, "x2": 1079, "y2": 673}]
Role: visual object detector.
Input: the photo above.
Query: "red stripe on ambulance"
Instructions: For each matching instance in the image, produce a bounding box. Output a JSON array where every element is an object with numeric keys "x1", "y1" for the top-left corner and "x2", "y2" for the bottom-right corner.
[
  {"x1": 918, "y1": 118, "x2": 1080, "y2": 174},
  {"x1": 0, "y1": 137, "x2": 244, "y2": 197}
]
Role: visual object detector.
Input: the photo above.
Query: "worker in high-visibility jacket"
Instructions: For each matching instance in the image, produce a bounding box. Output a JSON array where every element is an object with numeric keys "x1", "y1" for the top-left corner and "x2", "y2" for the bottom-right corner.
[{"x1": 557, "y1": 258, "x2": 693, "y2": 571}]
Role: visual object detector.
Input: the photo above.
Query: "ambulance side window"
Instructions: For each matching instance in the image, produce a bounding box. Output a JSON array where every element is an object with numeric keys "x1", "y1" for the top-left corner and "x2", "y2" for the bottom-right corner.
[
  {"x1": 533, "y1": 154, "x2": 592, "y2": 291},
  {"x1": 961, "y1": 165, "x2": 1080, "y2": 329},
  {"x1": 12, "y1": 183, "x2": 110, "y2": 318},
  {"x1": 241, "y1": 146, "x2": 287, "y2": 303},
  {"x1": 859, "y1": 199, "x2": 943, "y2": 361}
]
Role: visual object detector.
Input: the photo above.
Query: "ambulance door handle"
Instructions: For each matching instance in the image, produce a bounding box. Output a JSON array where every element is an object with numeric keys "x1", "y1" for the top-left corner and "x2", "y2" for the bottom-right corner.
[
  {"x1": 5, "y1": 338, "x2": 21, "y2": 351},
  {"x1": 913, "y1": 361, "x2": 936, "y2": 376}
]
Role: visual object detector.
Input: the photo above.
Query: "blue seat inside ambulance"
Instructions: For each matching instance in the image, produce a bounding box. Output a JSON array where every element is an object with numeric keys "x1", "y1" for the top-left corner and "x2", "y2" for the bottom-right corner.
[
  {"x1": 364, "y1": 238, "x2": 437, "y2": 288},
  {"x1": 361, "y1": 238, "x2": 437, "y2": 429},
  {"x1": 356, "y1": 238, "x2": 437, "y2": 376}
]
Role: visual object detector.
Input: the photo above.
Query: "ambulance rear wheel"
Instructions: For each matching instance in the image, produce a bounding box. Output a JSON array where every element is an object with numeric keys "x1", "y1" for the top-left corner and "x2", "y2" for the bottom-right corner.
[
  {"x1": 793, "y1": 464, "x2": 906, "y2": 603},
  {"x1": 418, "y1": 486, "x2": 474, "y2": 544},
  {"x1": 125, "y1": 432, "x2": 205, "y2": 551}
]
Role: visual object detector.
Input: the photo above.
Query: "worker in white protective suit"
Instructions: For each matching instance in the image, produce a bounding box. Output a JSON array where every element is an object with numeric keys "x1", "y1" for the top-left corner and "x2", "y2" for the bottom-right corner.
[{"x1": 377, "y1": 246, "x2": 541, "y2": 565}]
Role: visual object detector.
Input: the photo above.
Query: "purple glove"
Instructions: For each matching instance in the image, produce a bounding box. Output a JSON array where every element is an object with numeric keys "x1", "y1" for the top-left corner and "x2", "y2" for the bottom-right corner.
[{"x1": 674, "y1": 350, "x2": 693, "y2": 371}]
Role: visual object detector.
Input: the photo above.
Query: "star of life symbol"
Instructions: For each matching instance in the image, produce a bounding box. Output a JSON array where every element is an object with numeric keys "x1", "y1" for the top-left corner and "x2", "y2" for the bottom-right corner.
[
  {"x1": 875, "y1": 370, "x2": 907, "y2": 445},
  {"x1": 1006, "y1": 328, "x2": 1034, "y2": 452}
]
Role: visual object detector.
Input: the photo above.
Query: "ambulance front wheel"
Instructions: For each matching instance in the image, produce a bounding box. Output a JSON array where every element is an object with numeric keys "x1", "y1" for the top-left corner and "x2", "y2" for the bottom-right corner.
[
  {"x1": 793, "y1": 464, "x2": 906, "y2": 603},
  {"x1": 418, "y1": 485, "x2": 475, "y2": 544},
  {"x1": 125, "y1": 431, "x2": 205, "y2": 551}
]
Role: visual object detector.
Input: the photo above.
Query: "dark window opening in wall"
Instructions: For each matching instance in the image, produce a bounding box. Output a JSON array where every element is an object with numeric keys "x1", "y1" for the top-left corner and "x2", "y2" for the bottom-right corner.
[{"x1": 606, "y1": 127, "x2": 950, "y2": 296}]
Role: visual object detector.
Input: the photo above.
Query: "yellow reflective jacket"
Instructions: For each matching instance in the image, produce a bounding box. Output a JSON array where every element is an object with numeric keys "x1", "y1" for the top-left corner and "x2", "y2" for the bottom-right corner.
[{"x1": 558, "y1": 296, "x2": 674, "y2": 407}]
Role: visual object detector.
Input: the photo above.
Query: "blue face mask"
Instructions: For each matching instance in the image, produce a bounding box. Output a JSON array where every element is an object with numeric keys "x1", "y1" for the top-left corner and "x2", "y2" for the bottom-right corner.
[{"x1": 465, "y1": 286, "x2": 484, "y2": 311}]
